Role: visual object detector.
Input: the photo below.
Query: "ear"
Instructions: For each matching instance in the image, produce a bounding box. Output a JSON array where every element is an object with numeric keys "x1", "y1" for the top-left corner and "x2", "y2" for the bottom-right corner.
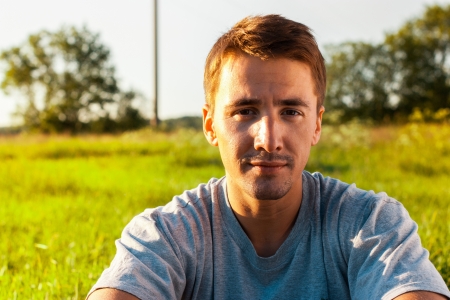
[
  {"x1": 202, "y1": 104, "x2": 218, "y2": 146},
  {"x1": 311, "y1": 106, "x2": 324, "y2": 146}
]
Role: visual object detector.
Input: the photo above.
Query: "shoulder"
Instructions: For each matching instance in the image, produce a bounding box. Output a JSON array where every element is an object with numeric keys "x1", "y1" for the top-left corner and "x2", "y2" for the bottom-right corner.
[
  {"x1": 304, "y1": 173, "x2": 450, "y2": 299},
  {"x1": 125, "y1": 176, "x2": 224, "y2": 245},
  {"x1": 88, "y1": 178, "x2": 224, "y2": 299},
  {"x1": 304, "y1": 171, "x2": 411, "y2": 256},
  {"x1": 305, "y1": 171, "x2": 403, "y2": 222}
]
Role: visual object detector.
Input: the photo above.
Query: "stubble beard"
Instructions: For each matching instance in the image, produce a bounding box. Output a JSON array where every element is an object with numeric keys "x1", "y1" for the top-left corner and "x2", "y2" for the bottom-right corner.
[
  {"x1": 242, "y1": 175, "x2": 293, "y2": 200},
  {"x1": 239, "y1": 152, "x2": 295, "y2": 201}
]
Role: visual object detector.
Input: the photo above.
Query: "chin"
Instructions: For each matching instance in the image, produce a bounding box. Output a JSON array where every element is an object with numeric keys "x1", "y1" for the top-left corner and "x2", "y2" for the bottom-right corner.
[{"x1": 245, "y1": 179, "x2": 292, "y2": 201}]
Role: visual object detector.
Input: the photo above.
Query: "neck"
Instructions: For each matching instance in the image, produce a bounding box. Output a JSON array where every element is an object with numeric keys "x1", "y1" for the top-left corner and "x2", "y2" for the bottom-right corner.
[{"x1": 227, "y1": 178, "x2": 303, "y2": 257}]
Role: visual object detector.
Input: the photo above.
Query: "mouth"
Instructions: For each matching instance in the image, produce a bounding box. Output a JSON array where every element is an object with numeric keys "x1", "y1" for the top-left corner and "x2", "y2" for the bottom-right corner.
[
  {"x1": 246, "y1": 160, "x2": 290, "y2": 175},
  {"x1": 250, "y1": 160, "x2": 287, "y2": 168},
  {"x1": 249, "y1": 165, "x2": 284, "y2": 177},
  {"x1": 240, "y1": 153, "x2": 294, "y2": 174}
]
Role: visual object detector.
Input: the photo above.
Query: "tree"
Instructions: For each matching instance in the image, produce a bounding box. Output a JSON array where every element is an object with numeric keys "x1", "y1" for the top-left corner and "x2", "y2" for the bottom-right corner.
[
  {"x1": 0, "y1": 26, "x2": 147, "y2": 133},
  {"x1": 385, "y1": 5, "x2": 450, "y2": 115},
  {"x1": 326, "y1": 42, "x2": 397, "y2": 122},
  {"x1": 325, "y1": 4, "x2": 450, "y2": 123}
]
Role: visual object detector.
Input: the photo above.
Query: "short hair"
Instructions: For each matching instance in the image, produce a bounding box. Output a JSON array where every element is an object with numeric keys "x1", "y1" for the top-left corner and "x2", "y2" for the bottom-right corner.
[{"x1": 203, "y1": 14, "x2": 326, "y2": 114}]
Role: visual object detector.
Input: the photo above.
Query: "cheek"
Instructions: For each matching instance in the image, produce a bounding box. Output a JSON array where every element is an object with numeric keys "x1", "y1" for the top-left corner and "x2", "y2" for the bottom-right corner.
[
  {"x1": 217, "y1": 120, "x2": 249, "y2": 150},
  {"x1": 218, "y1": 136, "x2": 252, "y2": 168},
  {"x1": 218, "y1": 136, "x2": 242, "y2": 159},
  {"x1": 287, "y1": 125, "x2": 315, "y2": 152}
]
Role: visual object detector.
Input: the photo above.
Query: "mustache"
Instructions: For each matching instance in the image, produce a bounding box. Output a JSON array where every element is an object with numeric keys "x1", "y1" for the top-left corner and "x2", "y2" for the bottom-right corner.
[{"x1": 240, "y1": 152, "x2": 294, "y2": 164}]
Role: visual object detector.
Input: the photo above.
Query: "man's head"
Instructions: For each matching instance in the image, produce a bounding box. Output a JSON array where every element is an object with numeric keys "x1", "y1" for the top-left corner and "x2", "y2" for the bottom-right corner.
[
  {"x1": 203, "y1": 14, "x2": 326, "y2": 114},
  {"x1": 202, "y1": 15, "x2": 325, "y2": 202}
]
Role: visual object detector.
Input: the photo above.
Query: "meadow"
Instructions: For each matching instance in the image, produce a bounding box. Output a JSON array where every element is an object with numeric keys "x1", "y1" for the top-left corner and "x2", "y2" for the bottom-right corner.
[{"x1": 0, "y1": 123, "x2": 449, "y2": 299}]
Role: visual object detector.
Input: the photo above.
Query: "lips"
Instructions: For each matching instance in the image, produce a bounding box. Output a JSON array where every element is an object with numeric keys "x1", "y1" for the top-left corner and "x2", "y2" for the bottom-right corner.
[
  {"x1": 246, "y1": 161, "x2": 287, "y2": 176},
  {"x1": 241, "y1": 155, "x2": 293, "y2": 175},
  {"x1": 250, "y1": 160, "x2": 287, "y2": 167},
  {"x1": 241, "y1": 152, "x2": 294, "y2": 169}
]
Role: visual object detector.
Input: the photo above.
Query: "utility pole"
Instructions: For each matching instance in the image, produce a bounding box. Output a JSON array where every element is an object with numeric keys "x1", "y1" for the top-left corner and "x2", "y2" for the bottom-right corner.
[{"x1": 151, "y1": 0, "x2": 159, "y2": 127}]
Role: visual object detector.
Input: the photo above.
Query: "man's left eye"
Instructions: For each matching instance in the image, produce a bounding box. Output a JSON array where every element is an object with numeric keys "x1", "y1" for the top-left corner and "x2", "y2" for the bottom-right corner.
[{"x1": 282, "y1": 110, "x2": 300, "y2": 116}]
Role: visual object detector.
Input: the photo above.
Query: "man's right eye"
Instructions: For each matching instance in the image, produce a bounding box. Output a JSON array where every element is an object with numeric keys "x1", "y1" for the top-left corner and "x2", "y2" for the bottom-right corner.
[{"x1": 237, "y1": 109, "x2": 253, "y2": 115}]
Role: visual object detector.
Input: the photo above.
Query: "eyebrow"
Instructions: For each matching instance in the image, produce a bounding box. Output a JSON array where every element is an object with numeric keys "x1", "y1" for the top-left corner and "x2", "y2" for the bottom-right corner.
[
  {"x1": 224, "y1": 98, "x2": 310, "y2": 109},
  {"x1": 225, "y1": 99, "x2": 261, "y2": 109},
  {"x1": 274, "y1": 98, "x2": 310, "y2": 108}
]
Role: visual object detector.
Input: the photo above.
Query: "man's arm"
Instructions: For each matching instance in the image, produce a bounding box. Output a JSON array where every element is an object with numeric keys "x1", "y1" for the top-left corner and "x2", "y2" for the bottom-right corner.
[
  {"x1": 334, "y1": 190, "x2": 450, "y2": 299},
  {"x1": 86, "y1": 211, "x2": 190, "y2": 300},
  {"x1": 87, "y1": 288, "x2": 449, "y2": 300},
  {"x1": 88, "y1": 288, "x2": 140, "y2": 300},
  {"x1": 394, "y1": 291, "x2": 448, "y2": 300}
]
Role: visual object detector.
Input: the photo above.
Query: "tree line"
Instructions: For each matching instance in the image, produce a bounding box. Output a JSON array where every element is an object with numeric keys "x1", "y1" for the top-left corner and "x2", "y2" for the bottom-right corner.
[
  {"x1": 326, "y1": 4, "x2": 450, "y2": 123},
  {"x1": 2, "y1": 4, "x2": 450, "y2": 133},
  {"x1": 0, "y1": 26, "x2": 147, "y2": 133}
]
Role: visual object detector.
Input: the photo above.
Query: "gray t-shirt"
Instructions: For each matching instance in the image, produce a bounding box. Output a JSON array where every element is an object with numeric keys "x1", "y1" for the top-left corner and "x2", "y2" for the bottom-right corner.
[{"x1": 89, "y1": 172, "x2": 450, "y2": 299}]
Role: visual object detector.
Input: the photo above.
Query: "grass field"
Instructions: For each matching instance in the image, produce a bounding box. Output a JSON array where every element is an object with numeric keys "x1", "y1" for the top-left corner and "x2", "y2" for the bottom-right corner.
[{"x1": 0, "y1": 123, "x2": 449, "y2": 298}]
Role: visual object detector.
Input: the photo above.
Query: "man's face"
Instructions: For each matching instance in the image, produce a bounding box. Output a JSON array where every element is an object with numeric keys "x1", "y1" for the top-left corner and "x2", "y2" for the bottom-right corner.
[{"x1": 203, "y1": 54, "x2": 324, "y2": 201}]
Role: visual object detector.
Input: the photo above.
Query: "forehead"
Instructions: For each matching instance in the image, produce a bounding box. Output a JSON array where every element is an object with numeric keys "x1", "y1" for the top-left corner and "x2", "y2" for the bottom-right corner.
[{"x1": 215, "y1": 54, "x2": 316, "y2": 107}]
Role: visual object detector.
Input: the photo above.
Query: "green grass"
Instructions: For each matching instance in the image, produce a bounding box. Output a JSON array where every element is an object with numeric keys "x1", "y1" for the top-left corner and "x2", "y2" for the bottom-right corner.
[{"x1": 0, "y1": 124, "x2": 449, "y2": 298}]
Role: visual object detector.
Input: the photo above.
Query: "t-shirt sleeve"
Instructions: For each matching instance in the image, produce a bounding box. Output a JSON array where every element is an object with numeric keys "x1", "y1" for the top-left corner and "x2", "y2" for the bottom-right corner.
[
  {"x1": 87, "y1": 211, "x2": 186, "y2": 300},
  {"x1": 346, "y1": 195, "x2": 450, "y2": 299}
]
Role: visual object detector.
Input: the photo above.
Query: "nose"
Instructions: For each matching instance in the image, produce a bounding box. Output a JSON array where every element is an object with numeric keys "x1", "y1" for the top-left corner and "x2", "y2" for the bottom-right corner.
[{"x1": 253, "y1": 116, "x2": 282, "y2": 153}]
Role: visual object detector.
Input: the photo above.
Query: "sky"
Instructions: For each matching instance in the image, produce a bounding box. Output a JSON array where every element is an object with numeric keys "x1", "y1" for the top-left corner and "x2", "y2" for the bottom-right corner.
[{"x1": 1, "y1": 0, "x2": 450, "y2": 127}]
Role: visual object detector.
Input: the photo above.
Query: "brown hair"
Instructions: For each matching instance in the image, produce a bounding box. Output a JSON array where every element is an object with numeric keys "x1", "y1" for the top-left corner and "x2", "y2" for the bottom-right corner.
[{"x1": 204, "y1": 14, "x2": 326, "y2": 113}]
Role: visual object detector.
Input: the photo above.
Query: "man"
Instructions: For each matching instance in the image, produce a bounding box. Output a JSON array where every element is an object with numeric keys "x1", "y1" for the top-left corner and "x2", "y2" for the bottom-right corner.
[{"x1": 88, "y1": 15, "x2": 450, "y2": 299}]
